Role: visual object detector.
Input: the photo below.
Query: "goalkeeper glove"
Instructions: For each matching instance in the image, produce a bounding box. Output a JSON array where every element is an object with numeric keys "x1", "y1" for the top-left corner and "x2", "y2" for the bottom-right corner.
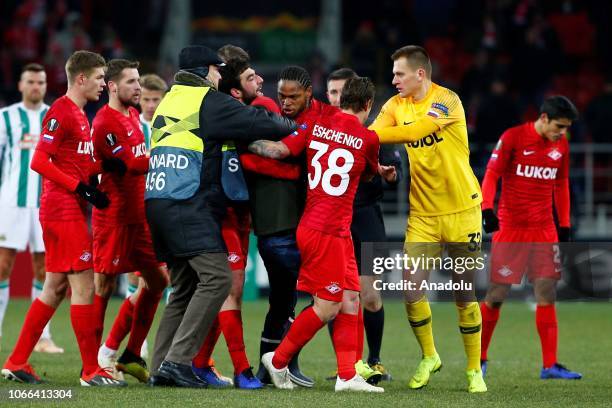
[
  {"x1": 75, "y1": 182, "x2": 110, "y2": 209},
  {"x1": 102, "y1": 157, "x2": 127, "y2": 176},
  {"x1": 482, "y1": 209, "x2": 499, "y2": 233}
]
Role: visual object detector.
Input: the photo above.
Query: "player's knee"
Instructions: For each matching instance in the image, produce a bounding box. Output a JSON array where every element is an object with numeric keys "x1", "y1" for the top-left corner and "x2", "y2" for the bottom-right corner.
[
  {"x1": 361, "y1": 290, "x2": 382, "y2": 312},
  {"x1": 0, "y1": 256, "x2": 15, "y2": 279}
]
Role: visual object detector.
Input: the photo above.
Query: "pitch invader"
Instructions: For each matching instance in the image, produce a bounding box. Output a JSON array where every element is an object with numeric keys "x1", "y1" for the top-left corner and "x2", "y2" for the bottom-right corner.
[
  {"x1": 0, "y1": 63, "x2": 64, "y2": 354},
  {"x1": 254, "y1": 76, "x2": 385, "y2": 392},
  {"x1": 480, "y1": 96, "x2": 581, "y2": 380},
  {"x1": 90, "y1": 59, "x2": 169, "y2": 383},
  {"x1": 2, "y1": 51, "x2": 124, "y2": 386}
]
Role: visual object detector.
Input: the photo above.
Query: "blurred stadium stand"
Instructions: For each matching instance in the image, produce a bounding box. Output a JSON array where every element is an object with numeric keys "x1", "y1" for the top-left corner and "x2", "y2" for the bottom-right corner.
[{"x1": 1, "y1": 0, "x2": 611, "y2": 240}]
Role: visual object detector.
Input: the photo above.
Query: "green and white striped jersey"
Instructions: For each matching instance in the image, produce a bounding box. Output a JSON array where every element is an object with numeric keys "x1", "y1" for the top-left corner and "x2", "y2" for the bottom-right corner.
[
  {"x1": 139, "y1": 113, "x2": 151, "y2": 151},
  {"x1": 0, "y1": 102, "x2": 49, "y2": 208}
]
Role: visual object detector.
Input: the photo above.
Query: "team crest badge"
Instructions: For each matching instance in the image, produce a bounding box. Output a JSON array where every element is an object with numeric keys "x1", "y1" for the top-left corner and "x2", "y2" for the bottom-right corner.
[
  {"x1": 325, "y1": 283, "x2": 342, "y2": 294},
  {"x1": 79, "y1": 251, "x2": 92, "y2": 262},
  {"x1": 47, "y1": 118, "x2": 59, "y2": 132},
  {"x1": 228, "y1": 253, "x2": 240, "y2": 263},
  {"x1": 548, "y1": 149, "x2": 562, "y2": 161},
  {"x1": 498, "y1": 265, "x2": 512, "y2": 277}
]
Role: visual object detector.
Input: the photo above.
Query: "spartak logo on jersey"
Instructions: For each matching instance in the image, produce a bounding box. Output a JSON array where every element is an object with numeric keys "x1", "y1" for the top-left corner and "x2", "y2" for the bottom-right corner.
[
  {"x1": 325, "y1": 283, "x2": 342, "y2": 294},
  {"x1": 548, "y1": 148, "x2": 562, "y2": 161}
]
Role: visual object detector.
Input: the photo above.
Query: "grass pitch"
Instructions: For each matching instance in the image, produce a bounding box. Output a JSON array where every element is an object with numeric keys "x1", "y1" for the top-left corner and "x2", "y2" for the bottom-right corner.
[{"x1": 0, "y1": 298, "x2": 610, "y2": 407}]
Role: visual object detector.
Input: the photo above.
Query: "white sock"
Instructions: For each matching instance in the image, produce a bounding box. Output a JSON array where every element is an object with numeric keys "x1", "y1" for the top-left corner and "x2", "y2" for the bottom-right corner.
[
  {"x1": 126, "y1": 283, "x2": 137, "y2": 299},
  {"x1": 0, "y1": 280, "x2": 9, "y2": 337},
  {"x1": 31, "y1": 279, "x2": 52, "y2": 340},
  {"x1": 99, "y1": 342, "x2": 117, "y2": 357}
]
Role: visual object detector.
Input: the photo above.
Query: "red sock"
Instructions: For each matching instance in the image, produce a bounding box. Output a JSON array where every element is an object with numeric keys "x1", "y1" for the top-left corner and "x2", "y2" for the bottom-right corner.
[
  {"x1": 480, "y1": 302, "x2": 501, "y2": 361},
  {"x1": 219, "y1": 310, "x2": 250, "y2": 374},
  {"x1": 536, "y1": 304, "x2": 558, "y2": 368},
  {"x1": 332, "y1": 312, "x2": 358, "y2": 380},
  {"x1": 193, "y1": 317, "x2": 221, "y2": 368},
  {"x1": 272, "y1": 307, "x2": 324, "y2": 369},
  {"x1": 356, "y1": 308, "x2": 364, "y2": 361},
  {"x1": 71, "y1": 304, "x2": 100, "y2": 376},
  {"x1": 105, "y1": 298, "x2": 134, "y2": 350},
  {"x1": 8, "y1": 299, "x2": 56, "y2": 365},
  {"x1": 127, "y1": 287, "x2": 162, "y2": 355},
  {"x1": 93, "y1": 294, "x2": 109, "y2": 347}
]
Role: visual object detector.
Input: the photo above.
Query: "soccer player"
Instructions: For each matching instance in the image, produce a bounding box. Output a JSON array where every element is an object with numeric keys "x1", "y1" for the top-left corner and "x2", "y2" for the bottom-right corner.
[
  {"x1": 479, "y1": 96, "x2": 582, "y2": 380},
  {"x1": 90, "y1": 59, "x2": 169, "y2": 383},
  {"x1": 138, "y1": 74, "x2": 168, "y2": 150},
  {"x1": 369, "y1": 45, "x2": 486, "y2": 393},
  {"x1": 254, "y1": 76, "x2": 384, "y2": 392},
  {"x1": 0, "y1": 63, "x2": 63, "y2": 354},
  {"x1": 326, "y1": 67, "x2": 401, "y2": 381},
  {"x1": 2, "y1": 50, "x2": 125, "y2": 386}
]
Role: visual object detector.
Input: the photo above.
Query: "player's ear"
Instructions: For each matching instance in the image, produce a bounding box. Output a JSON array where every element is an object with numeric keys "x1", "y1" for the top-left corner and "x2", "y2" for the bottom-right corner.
[{"x1": 230, "y1": 88, "x2": 242, "y2": 99}]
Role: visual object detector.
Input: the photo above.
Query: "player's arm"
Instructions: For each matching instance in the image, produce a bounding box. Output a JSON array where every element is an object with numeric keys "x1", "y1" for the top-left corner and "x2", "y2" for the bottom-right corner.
[
  {"x1": 247, "y1": 140, "x2": 291, "y2": 159},
  {"x1": 378, "y1": 143, "x2": 402, "y2": 184},
  {"x1": 363, "y1": 133, "x2": 381, "y2": 182},
  {"x1": 372, "y1": 115, "x2": 440, "y2": 144},
  {"x1": 481, "y1": 130, "x2": 515, "y2": 232},
  {"x1": 554, "y1": 141, "x2": 571, "y2": 241},
  {"x1": 239, "y1": 153, "x2": 301, "y2": 180}
]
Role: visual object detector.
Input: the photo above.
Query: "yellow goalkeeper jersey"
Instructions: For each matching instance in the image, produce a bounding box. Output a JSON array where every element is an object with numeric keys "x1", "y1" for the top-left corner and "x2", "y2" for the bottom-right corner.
[{"x1": 370, "y1": 82, "x2": 481, "y2": 216}]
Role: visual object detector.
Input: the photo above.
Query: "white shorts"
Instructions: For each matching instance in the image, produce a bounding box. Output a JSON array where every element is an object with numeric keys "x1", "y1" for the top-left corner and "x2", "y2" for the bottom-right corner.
[{"x1": 0, "y1": 207, "x2": 45, "y2": 252}]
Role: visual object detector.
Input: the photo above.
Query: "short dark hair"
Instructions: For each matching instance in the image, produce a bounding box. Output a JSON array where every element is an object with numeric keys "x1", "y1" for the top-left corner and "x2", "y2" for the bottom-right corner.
[
  {"x1": 105, "y1": 59, "x2": 139, "y2": 83},
  {"x1": 278, "y1": 66, "x2": 311, "y2": 90},
  {"x1": 340, "y1": 76, "x2": 375, "y2": 112},
  {"x1": 391, "y1": 45, "x2": 432, "y2": 78},
  {"x1": 218, "y1": 58, "x2": 251, "y2": 95},
  {"x1": 327, "y1": 67, "x2": 357, "y2": 83},
  {"x1": 22, "y1": 63, "x2": 45, "y2": 74},
  {"x1": 65, "y1": 50, "x2": 106, "y2": 84},
  {"x1": 217, "y1": 45, "x2": 250, "y2": 63},
  {"x1": 540, "y1": 95, "x2": 579, "y2": 121}
]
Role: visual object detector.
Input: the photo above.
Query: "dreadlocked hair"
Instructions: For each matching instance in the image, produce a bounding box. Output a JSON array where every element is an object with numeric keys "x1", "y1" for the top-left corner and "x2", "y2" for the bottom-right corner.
[{"x1": 278, "y1": 66, "x2": 312, "y2": 89}]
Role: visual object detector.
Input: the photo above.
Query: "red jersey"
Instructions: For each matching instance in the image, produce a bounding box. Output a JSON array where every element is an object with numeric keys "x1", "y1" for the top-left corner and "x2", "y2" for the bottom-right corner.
[
  {"x1": 36, "y1": 96, "x2": 93, "y2": 222},
  {"x1": 91, "y1": 105, "x2": 147, "y2": 225},
  {"x1": 483, "y1": 122, "x2": 569, "y2": 229},
  {"x1": 283, "y1": 110, "x2": 379, "y2": 237}
]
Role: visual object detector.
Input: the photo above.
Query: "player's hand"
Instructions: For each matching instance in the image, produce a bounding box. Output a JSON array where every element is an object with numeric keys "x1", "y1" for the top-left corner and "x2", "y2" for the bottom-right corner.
[
  {"x1": 75, "y1": 182, "x2": 110, "y2": 209},
  {"x1": 378, "y1": 164, "x2": 397, "y2": 183},
  {"x1": 558, "y1": 227, "x2": 571, "y2": 242},
  {"x1": 482, "y1": 208, "x2": 499, "y2": 233},
  {"x1": 102, "y1": 157, "x2": 127, "y2": 176}
]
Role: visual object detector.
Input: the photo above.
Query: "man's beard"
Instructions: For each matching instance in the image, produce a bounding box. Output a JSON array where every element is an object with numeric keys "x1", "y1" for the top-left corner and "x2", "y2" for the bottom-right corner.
[
  {"x1": 243, "y1": 93, "x2": 257, "y2": 105},
  {"x1": 119, "y1": 95, "x2": 139, "y2": 108}
]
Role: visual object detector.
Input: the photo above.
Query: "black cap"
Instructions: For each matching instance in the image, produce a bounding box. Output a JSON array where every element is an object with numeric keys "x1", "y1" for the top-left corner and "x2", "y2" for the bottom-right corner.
[{"x1": 179, "y1": 45, "x2": 225, "y2": 70}]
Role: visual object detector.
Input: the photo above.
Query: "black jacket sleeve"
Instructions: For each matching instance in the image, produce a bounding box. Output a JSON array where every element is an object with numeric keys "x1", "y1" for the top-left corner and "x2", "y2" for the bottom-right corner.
[
  {"x1": 201, "y1": 90, "x2": 297, "y2": 142},
  {"x1": 379, "y1": 143, "x2": 403, "y2": 185}
]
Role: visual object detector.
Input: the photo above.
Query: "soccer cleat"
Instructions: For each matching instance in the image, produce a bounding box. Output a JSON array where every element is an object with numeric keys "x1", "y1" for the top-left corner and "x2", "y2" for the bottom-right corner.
[
  {"x1": 116, "y1": 349, "x2": 149, "y2": 383},
  {"x1": 192, "y1": 365, "x2": 232, "y2": 388},
  {"x1": 355, "y1": 360, "x2": 382, "y2": 385},
  {"x1": 369, "y1": 362, "x2": 392, "y2": 381},
  {"x1": 325, "y1": 370, "x2": 338, "y2": 381},
  {"x1": 157, "y1": 360, "x2": 207, "y2": 388},
  {"x1": 80, "y1": 367, "x2": 127, "y2": 387},
  {"x1": 261, "y1": 352, "x2": 295, "y2": 390},
  {"x1": 288, "y1": 355, "x2": 314, "y2": 387},
  {"x1": 234, "y1": 367, "x2": 264, "y2": 389},
  {"x1": 408, "y1": 353, "x2": 442, "y2": 389},
  {"x1": 34, "y1": 338, "x2": 64, "y2": 354},
  {"x1": 97, "y1": 346, "x2": 123, "y2": 380},
  {"x1": 540, "y1": 363, "x2": 582, "y2": 380},
  {"x1": 2, "y1": 361, "x2": 43, "y2": 384},
  {"x1": 211, "y1": 365, "x2": 234, "y2": 385},
  {"x1": 466, "y1": 369, "x2": 487, "y2": 393},
  {"x1": 335, "y1": 374, "x2": 384, "y2": 393},
  {"x1": 481, "y1": 360, "x2": 488, "y2": 378}
]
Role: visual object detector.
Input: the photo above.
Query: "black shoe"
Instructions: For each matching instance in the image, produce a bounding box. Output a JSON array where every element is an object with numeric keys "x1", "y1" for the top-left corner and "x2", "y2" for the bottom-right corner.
[
  {"x1": 255, "y1": 364, "x2": 272, "y2": 385},
  {"x1": 158, "y1": 360, "x2": 207, "y2": 388},
  {"x1": 148, "y1": 374, "x2": 174, "y2": 387},
  {"x1": 288, "y1": 355, "x2": 314, "y2": 388}
]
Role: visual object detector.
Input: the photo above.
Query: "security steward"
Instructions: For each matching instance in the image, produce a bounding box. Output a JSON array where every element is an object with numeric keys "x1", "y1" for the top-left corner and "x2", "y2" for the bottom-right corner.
[{"x1": 146, "y1": 45, "x2": 297, "y2": 387}]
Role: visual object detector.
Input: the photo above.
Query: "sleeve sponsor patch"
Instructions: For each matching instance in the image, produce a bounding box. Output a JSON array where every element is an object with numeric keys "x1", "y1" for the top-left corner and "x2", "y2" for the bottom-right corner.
[
  {"x1": 428, "y1": 102, "x2": 449, "y2": 118},
  {"x1": 47, "y1": 118, "x2": 59, "y2": 132},
  {"x1": 106, "y1": 133, "x2": 117, "y2": 146}
]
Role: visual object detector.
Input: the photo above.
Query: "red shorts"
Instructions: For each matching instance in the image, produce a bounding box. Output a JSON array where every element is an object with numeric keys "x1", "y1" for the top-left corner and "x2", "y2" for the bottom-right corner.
[
  {"x1": 296, "y1": 225, "x2": 359, "y2": 302},
  {"x1": 93, "y1": 223, "x2": 159, "y2": 275},
  {"x1": 222, "y1": 206, "x2": 250, "y2": 271},
  {"x1": 42, "y1": 220, "x2": 93, "y2": 272},
  {"x1": 490, "y1": 227, "x2": 561, "y2": 284}
]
